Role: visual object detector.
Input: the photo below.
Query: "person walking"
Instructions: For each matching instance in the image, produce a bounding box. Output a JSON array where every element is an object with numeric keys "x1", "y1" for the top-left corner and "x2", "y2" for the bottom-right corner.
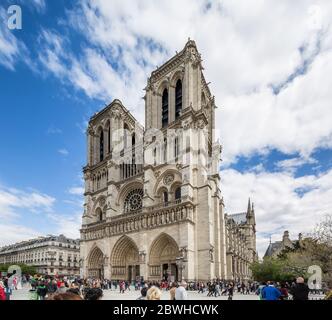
[
  {"x1": 147, "y1": 286, "x2": 162, "y2": 300},
  {"x1": 214, "y1": 282, "x2": 221, "y2": 297},
  {"x1": 169, "y1": 282, "x2": 177, "y2": 300},
  {"x1": 37, "y1": 281, "x2": 48, "y2": 300},
  {"x1": 136, "y1": 287, "x2": 148, "y2": 300},
  {"x1": 0, "y1": 281, "x2": 6, "y2": 301},
  {"x1": 227, "y1": 282, "x2": 234, "y2": 300},
  {"x1": 279, "y1": 284, "x2": 289, "y2": 300},
  {"x1": 175, "y1": 280, "x2": 188, "y2": 300},
  {"x1": 4, "y1": 282, "x2": 12, "y2": 300},
  {"x1": 290, "y1": 277, "x2": 309, "y2": 300},
  {"x1": 261, "y1": 282, "x2": 281, "y2": 301}
]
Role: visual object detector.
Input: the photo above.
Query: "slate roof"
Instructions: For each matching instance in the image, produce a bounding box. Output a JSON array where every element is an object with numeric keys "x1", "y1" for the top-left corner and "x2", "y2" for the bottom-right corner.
[{"x1": 227, "y1": 212, "x2": 247, "y2": 225}]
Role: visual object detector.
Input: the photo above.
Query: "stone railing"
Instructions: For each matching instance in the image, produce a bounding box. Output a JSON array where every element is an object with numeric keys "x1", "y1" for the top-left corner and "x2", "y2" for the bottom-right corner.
[{"x1": 81, "y1": 200, "x2": 195, "y2": 241}]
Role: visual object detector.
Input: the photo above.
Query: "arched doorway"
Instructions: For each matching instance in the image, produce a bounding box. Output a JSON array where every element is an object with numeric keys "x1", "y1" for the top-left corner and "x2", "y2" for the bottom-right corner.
[
  {"x1": 111, "y1": 236, "x2": 140, "y2": 281},
  {"x1": 87, "y1": 246, "x2": 104, "y2": 279},
  {"x1": 149, "y1": 233, "x2": 179, "y2": 281}
]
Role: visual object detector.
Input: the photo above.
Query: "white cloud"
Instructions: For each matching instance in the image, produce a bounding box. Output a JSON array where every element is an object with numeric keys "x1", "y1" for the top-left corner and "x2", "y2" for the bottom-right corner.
[
  {"x1": 0, "y1": 223, "x2": 42, "y2": 247},
  {"x1": 47, "y1": 212, "x2": 81, "y2": 240},
  {"x1": 0, "y1": 185, "x2": 55, "y2": 219},
  {"x1": 58, "y1": 148, "x2": 69, "y2": 156},
  {"x1": 276, "y1": 156, "x2": 318, "y2": 173},
  {"x1": 35, "y1": 0, "x2": 332, "y2": 162},
  {"x1": 222, "y1": 167, "x2": 332, "y2": 257},
  {"x1": 31, "y1": 0, "x2": 46, "y2": 11},
  {"x1": 68, "y1": 187, "x2": 84, "y2": 196},
  {"x1": 0, "y1": 184, "x2": 56, "y2": 246}
]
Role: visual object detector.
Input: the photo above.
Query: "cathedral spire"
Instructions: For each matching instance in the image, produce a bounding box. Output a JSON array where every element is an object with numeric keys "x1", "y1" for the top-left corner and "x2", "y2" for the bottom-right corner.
[{"x1": 246, "y1": 198, "x2": 251, "y2": 218}]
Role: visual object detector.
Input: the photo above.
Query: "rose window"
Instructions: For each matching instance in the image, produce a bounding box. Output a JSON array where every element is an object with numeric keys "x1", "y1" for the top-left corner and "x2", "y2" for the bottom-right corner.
[{"x1": 124, "y1": 188, "x2": 143, "y2": 213}]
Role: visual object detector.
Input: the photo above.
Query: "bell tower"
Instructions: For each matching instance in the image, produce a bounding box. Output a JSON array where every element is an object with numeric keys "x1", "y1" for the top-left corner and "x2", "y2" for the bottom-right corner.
[{"x1": 143, "y1": 39, "x2": 226, "y2": 280}]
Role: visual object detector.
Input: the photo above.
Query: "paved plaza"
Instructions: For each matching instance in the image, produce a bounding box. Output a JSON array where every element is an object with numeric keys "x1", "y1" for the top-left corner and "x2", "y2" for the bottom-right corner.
[
  {"x1": 11, "y1": 286, "x2": 260, "y2": 300},
  {"x1": 9, "y1": 287, "x2": 325, "y2": 301}
]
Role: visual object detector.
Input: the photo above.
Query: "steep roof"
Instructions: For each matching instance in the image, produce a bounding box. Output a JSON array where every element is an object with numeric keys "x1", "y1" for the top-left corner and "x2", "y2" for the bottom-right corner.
[{"x1": 227, "y1": 212, "x2": 247, "y2": 225}]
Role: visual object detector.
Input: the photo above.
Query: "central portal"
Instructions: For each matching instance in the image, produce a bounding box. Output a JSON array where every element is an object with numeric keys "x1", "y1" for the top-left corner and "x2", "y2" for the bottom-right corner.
[{"x1": 128, "y1": 265, "x2": 140, "y2": 281}]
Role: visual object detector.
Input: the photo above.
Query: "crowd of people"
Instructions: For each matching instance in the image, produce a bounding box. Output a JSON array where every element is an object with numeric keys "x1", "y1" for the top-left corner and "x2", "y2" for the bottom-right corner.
[{"x1": 1, "y1": 273, "x2": 332, "y2": 301}]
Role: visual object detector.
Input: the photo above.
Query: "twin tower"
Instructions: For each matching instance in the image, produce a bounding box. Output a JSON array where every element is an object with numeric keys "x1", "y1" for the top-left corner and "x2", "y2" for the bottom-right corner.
[{"x1": 80, "y1": 40, "x2": 256, "y2": 282}]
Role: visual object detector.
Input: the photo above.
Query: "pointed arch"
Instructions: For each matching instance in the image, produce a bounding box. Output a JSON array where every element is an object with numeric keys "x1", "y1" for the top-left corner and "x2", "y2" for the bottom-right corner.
[
  {"x1": 111, "y1": 235, "x2": 140, "y2": 280},
  {"x1": 87, "y1": 245, "x2": 104, "y2": 278},
  {"x1": 149, "y1": 233, "x2": 179, "y2": 264},
  {"x1": 148, "y1": 233, "x2": 180, "y2": 281}
]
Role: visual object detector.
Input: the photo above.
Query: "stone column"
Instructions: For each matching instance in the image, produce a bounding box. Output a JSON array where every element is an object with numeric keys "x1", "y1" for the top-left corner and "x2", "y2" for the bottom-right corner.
[{"x1": 139, "y1": 251, "x2": 148, "y2": 281}]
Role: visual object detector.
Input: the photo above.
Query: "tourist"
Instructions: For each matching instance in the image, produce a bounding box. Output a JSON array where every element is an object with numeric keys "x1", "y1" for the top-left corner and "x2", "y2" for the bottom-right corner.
[
  {"x1": 214, "y1": 282, "x2": 221, "y2": 297},
  {"x1": 198, "y1": 282, "x2": 205, "y2": 294},
  {"x1": 48, "y1": 292, "x2": 83, "y2": 300},
  {"x1": 175, "y1": 280, "x2": 188, "y2": 300},
  {"x1": 84, "y1": 288, "x2": 103, "y2": 300},
  {"x1": 169, "y1": 282, "x2": 177, "y2": 300},
  {"x1": 47, "y1": 279, "x2": 58, "y2": 296},
  {"x1": 227, "y1": 282, "x2": 234, "y2": 300},
  {"x1": 147, "y1": 286, "x2": 162, "y2": 300},
  {"x1": 67, "y1": 282, "x2": 81, "y2": 296},
  {"x1": 261, "y1": 282, "x2": 281, "y2": 301},
  {"x1": 4, "y1": 281, "x2": 13, "y2": 301},
  {"x1": 279, "y1": 283, "x2": 289, "y2": 300},
  {"x1": 137, "y1": 287, "x2": 148, "y2": 300},
  {"x1": 290, "y1": 277, "x2": 309, "y2": 301},
  {"x1": 119, "y1": 280, "x2": 125, "y2": 293},
  {"x1": 57, "y1": 282, "x2": 67, "y2": 294},
  {"x1": 0, "y1": 281, "x2": 6, "y2": 301},
  {"x1": 37, "y1": 281, "x2": 48, "y2": 300}
]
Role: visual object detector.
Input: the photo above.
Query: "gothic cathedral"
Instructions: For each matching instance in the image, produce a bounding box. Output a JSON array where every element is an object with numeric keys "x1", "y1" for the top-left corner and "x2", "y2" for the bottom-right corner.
[{"x1": 80, "y1": 40, "x2": 257, "y2": 282}]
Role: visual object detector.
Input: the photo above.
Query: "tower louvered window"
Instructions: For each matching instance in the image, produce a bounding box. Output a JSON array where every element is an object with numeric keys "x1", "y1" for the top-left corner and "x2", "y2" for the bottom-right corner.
[
  {"x1": 175, "y1": 80, "x2": 182, "y2": 119},
  {"x1": 162, "y1": 88, "x2": 169, "y2": 127}
]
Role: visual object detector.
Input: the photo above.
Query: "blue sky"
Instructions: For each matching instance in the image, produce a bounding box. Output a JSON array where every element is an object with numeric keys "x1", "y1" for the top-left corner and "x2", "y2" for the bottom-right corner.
[{"x1": 0, "y1": 0, "x2": 331, "y2": 256}]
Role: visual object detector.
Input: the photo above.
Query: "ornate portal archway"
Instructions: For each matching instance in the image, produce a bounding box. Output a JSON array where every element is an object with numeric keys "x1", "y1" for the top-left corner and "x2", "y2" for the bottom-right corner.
[
  {"x1": 111, "y1": 236, "x2": 140, "y2": 281},
  {"x1": 87, "y1": 246, "x2": 104, "y2": 279},
  {"x1": 149, "y1": 233, "x2": 179, "y2": 281}
]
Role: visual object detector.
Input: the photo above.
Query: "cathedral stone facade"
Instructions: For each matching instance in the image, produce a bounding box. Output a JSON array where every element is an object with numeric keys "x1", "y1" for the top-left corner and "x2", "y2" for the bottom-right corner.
[{"x1": 80, "y1": 40, "x2": 256, "y2": 282}]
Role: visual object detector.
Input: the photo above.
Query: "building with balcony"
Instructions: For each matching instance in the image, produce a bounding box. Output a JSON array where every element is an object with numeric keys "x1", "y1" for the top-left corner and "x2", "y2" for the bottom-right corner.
[
  {"x1": 80, "y1": 39, "x2": 257, "y2": 281},
  {"x1": 0, "y1": 235, "x2": 80, "y2": 276}
]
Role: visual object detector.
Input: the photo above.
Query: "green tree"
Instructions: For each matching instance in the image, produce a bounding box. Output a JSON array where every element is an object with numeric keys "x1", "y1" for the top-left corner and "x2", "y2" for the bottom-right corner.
[{"x1": 250, "y1": 258, "x2": 300, "y2": 282}]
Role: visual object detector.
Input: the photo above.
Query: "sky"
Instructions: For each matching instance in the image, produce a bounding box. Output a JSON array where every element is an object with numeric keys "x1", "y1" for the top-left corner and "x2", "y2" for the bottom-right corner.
[{"x1": 0, "y1": 0, "x2": 331, "y2": 257}]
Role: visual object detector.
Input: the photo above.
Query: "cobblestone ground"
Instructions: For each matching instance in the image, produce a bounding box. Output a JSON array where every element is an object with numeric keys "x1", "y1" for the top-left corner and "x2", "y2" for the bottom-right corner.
[{"x1": 10, "y1": 286, "x2": 325, "y2": 300}]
